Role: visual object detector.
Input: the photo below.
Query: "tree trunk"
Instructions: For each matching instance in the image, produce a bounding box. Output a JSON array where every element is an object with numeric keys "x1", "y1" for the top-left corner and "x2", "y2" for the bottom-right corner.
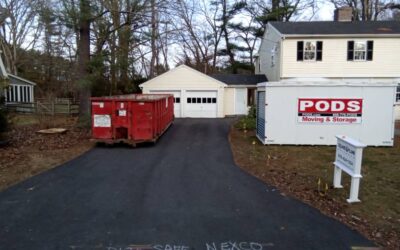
[
  {"x1": 149, "y1": 0, "x2": 158, "y2": 78},
  {"x1": 78, "y1": 0, "x2": 91, "y2": 122},
  {"x1": 221, "y1": 0, "x2": 235, "y2": 73}
]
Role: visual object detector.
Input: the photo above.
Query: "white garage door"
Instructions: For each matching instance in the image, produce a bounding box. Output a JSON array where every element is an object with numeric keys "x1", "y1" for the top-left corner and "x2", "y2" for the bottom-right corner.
[
  {"x1": 185, "y1": 91, "x2": 217, "y2": 118},
  {"x1": 150, "y1": 91, "x2": 181, "y2": 117}
]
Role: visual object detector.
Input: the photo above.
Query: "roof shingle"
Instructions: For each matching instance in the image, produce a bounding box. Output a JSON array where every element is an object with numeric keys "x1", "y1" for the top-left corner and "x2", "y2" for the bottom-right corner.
[
  {"x1": 270, "y1": 21, "x2": 400, "y2": 35},
  {"x1": 211, "y1": 74, "x2": 267, "y2": 85}
]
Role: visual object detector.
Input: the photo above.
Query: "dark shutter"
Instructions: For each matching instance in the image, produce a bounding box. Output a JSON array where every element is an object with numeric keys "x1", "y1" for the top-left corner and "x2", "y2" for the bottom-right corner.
[
  {"x1": 316, "y1": 41, "x2": 323, "y2": 61},
  {"x1": 297, "y1": 41, "x2": 304, "y2": 61},
  {"x1": 347, "y1": 41, "x2": 354, "y2": 61},
  {"x1": 367, "y1": 40, "x2": 373, "y2": 61}
]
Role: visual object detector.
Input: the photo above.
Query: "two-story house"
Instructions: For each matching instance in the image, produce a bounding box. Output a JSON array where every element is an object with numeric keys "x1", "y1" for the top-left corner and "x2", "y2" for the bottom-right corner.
[{"x1": 254, "y1": 20, "x2": 400, "y2": 119}]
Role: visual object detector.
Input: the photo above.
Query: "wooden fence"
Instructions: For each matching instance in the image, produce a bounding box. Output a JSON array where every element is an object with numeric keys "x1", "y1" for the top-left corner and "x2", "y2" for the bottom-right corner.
[{"x1": 6, "y1": 98, "x2": 79, "y2": 115}]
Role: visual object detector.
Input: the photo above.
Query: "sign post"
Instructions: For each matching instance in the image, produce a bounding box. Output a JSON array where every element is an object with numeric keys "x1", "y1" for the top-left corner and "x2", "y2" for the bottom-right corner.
[{"x1": 333, "y1": 135, "x2": 366, "y2": 203}]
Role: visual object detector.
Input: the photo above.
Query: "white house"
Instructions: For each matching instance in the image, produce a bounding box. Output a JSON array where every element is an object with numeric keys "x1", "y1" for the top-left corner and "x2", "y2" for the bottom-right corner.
[
  {"x1": 254, "y1": 20, "x2": 400, "y2": 119},
  {"x1": 140, "y1": 65, "x2": 266, "y2": 118},
  {"x1": 0, "y1": 55, "x2": 36, "y2": 104}
]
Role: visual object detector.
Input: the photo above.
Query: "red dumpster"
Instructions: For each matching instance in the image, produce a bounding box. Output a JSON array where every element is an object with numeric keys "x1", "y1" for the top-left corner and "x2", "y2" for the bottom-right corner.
[{"x1": 91, "y1": 94, "x2": 174, "y2": 146}]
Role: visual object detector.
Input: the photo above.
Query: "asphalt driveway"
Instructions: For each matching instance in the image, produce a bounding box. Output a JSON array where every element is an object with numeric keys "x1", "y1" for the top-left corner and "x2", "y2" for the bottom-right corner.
[{"x1": 0, "y1": 119, "x2": 373, "y2": 250}]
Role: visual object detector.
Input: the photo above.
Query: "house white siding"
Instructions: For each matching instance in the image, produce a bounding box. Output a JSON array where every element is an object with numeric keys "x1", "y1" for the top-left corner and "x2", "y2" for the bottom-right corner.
[
  {"x1": 256, "y1": 25, "x2": 282, "y2": 81},
  {"x1": 281, "y1": 38, "x2": 400, "y2": 79},
  {"x1": 224, "y1": 88, "x2": 235, "y2": 116}
]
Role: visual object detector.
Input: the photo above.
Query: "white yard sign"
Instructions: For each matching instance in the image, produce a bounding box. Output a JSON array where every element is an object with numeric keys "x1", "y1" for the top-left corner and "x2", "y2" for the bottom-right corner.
[{"x1": 333, "y1": 135, "x2": 366, "y2": 203}]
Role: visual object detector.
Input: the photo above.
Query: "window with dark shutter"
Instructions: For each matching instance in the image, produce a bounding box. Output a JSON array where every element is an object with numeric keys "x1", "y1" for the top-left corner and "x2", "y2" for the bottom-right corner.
[
  {"x1": 297, "y1": 41, "x2": 304, "y2": 61},
  {"x1": 347, "y1": 41, "x2": 354, "y2": 61},
  {"x1": 367, "y1": 41, "x2": 373, "y2": 61},
  {"x1": 316, "y1": 41, "x2": 323, "y2": 61}
]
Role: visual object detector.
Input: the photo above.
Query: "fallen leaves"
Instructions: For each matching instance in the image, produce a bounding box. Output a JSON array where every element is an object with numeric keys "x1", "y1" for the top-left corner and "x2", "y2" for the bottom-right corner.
[{"x1": 0, "y1": 118, "x2": 92, "y2": 191}]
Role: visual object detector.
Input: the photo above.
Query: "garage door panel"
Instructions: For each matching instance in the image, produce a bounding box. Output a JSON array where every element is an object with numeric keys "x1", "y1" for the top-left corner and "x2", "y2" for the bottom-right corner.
[{"x1": 185, "y1": 91, "x2": 217, "y2": 118}]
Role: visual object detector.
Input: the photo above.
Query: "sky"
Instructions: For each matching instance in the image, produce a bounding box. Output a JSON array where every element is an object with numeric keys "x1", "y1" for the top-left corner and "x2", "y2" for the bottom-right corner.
[{"x1": 316, "y1": 2, "x2": 336, "y2": 21}]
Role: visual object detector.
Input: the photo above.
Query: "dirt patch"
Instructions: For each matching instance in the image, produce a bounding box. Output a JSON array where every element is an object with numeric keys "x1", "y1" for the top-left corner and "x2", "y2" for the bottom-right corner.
[
  {"x1": 229, "y1": 126, "x2": 400, "y2": 249},
  {"x1": 0, "y1": 115, "x2": 93, "y2": 191}
]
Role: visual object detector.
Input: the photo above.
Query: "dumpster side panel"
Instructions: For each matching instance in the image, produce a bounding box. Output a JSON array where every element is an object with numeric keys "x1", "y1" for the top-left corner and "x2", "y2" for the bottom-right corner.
[
  {"x1": 131, "y1": 102, "x2": 154, "y2": 140},
  {"x1": 92, "y1": 100, "x2": 113, "y2": 139}
]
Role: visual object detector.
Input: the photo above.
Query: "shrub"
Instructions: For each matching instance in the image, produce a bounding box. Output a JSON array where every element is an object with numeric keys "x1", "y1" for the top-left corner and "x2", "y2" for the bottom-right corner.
[
  {"x1": 235, "y1": 115, "x2": 256, "y2": 130},
  {"x1": 248, "y1": 105, "x2": 256, "y2": 118}
]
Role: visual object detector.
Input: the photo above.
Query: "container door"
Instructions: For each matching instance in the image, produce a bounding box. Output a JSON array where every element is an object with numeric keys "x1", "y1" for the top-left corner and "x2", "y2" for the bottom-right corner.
[
  {"x1": 256, "y1": 91, "x2": 265, "y2": 140},
  {"x1": 92, "y1": 100, "x2": 112, "y2": 139},
  {"x1": 114, "y1": 101, "x2": 130, "y2": 139}
]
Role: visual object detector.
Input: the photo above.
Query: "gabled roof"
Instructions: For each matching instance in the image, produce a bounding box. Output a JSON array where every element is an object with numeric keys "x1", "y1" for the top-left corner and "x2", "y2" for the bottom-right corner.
[
  {"x1": 210, "y1": 74, "x2": 268, "y2": 86},
  {"x1": 270, "y1": 21, "x2": 400, "y2": 36},
  {"x1": 140, "y1": 64, "x2": 227, "y2": 87},
  {"x1": 0, "y1": 54, "x2": 36, "y2": 86},
  {"x1": 9, "y1": 74, "x2": 36, "y2": 86}
]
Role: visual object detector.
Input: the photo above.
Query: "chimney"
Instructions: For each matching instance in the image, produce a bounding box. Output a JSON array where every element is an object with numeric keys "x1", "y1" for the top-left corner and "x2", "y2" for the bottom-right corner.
[{"x1": 334, "y1": 7, "x2": 353, "y2": 22}]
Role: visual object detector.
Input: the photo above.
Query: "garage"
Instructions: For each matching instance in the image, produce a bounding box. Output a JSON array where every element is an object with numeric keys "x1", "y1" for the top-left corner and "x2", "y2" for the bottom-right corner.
[
  {"x1": 140, "y1": 65, "x2": 226, "y2": 118},
  {"x1": 140, "y1": 65, "x2": 269, "y2": 118}
]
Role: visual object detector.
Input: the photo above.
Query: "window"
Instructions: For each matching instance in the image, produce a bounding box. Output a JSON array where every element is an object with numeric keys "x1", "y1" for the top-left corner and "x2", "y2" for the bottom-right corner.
[
  {"x1": 20, "y1": 86, "x2": 23, "y2": 102},
  {"x1": 7, "y1": 87, "x2": 11, "y2": 102},
  {"x1": 297, "y1": 41, "x2": 323, "y2": 61},
  {"x1": 354, "y1": 41, "x2": 366, "y2": 60},
  {"x1": 348, "y1": 41, "x2": 373, "y2": 61},
  {"x1": 174, "y1": 97, "x2": 180, "y2": 103},
  {"x1": 9, "y1": 86, "x2": 13, "y2": 102},
  {"x1": 187, "y1": 97, "x2": 216, "y2": 104},
  {"x1": 304, "y1": 41, "x2": 316, "y2": 60},
  {"x1": 271, "y1": 45, "x2": 277, "y2": 67},
  {"x1": 396, "y1": 84, "x2": 400, "y2": 103},
  {"x1": 23, "y1": 86, "x2": 27, "y2": 103}
]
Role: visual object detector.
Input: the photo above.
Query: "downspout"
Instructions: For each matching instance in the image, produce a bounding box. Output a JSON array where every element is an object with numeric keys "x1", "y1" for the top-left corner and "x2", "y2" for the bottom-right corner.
[{"x1": 279, "y1": 36, "x2": 285, "y2": 81}]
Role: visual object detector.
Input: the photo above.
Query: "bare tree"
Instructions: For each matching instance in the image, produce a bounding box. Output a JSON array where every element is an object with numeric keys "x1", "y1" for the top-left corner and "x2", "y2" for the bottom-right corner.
[
  {"x1": 0, "y1": 0, "x2": 40, "y2": 74},
  {"x1": 330, "y1": 0, "x2": 399, "y2": 20}
]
